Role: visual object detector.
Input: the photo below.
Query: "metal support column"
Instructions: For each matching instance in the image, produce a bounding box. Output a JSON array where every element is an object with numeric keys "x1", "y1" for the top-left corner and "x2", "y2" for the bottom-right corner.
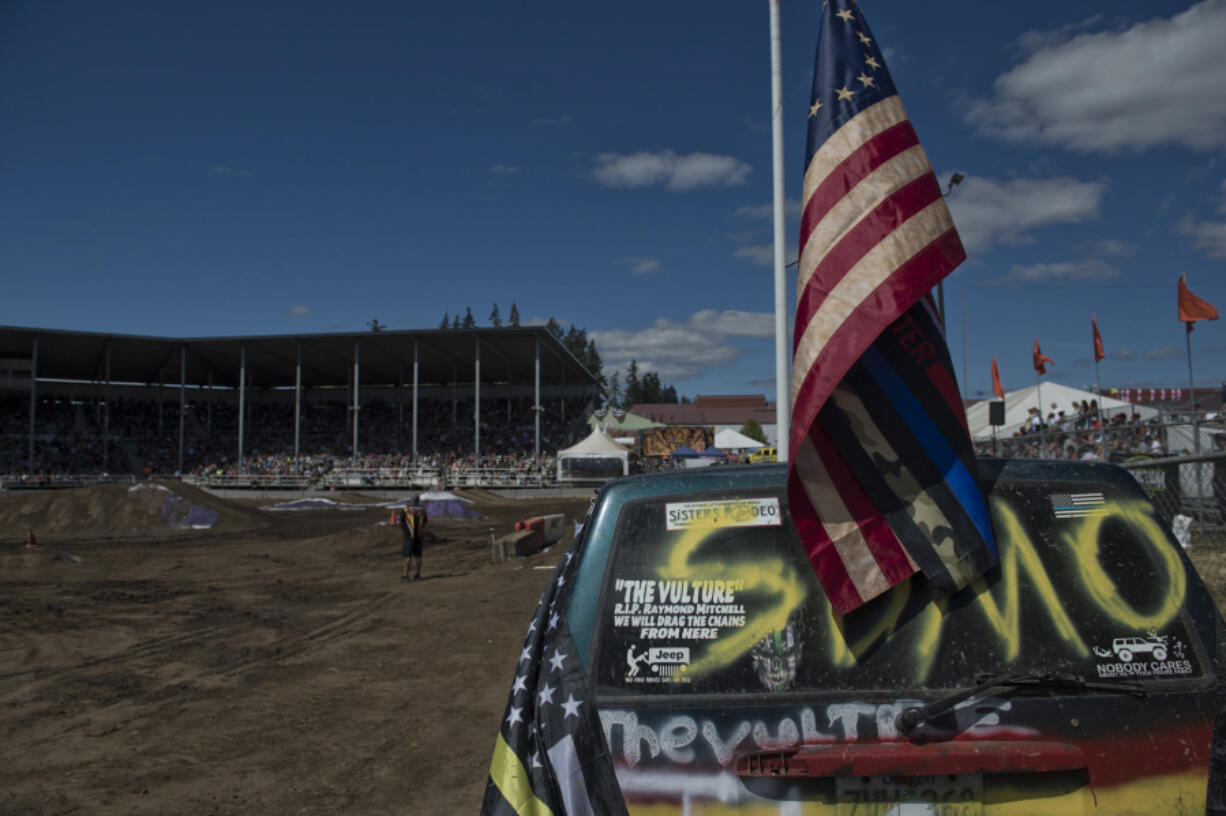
[
  {"x1": 27, "y1": 337, "x2": 37, "y2": 470},
  {"x1": 352, "y1": 342, "x2": 360, "y2": 465},
  {"x1": 412, "y1": 341, "x2": 419, "y2": 468},
  {"x1": 104, "y1": 345, "x2": 111, "y2": 473},
  {"x1": 178, "y1": 346, "x2": 186, "y2": 474},
  {"x1": 534, "y1": 337, "x2": 541, "y2": 471},
  {"x1": 294, "y1": 343, "x2": 302, "y2": 473},
  {"x1": 207, "y1": 370, "x2": 213, "y2": 437},
  {"x1": 238, "y1": 346, "x2": 246, "y2": 473},
  {"x1": 474, "y1": 336, "x2": 481, "y2": 467}
]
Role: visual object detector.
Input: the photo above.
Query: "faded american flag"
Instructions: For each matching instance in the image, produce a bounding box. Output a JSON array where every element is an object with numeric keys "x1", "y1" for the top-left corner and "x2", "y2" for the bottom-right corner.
[
  {"x1": 481, "y1": 537, "x2": 627, "y2": 816},
  {"x1": 788, "y1": 0, "x2": 996, "y2": 614}
]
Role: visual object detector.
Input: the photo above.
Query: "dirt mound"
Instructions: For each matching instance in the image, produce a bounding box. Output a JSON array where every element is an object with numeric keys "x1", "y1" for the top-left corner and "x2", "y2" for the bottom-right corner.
[{"x1": 0, "y1": 480, "x2": 268, "y2": 543}]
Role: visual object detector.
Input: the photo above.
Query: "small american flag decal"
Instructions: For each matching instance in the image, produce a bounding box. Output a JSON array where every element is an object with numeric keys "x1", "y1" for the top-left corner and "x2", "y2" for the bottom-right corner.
[{"x1": 1050, "y1": 491, "x2": 1107, "y2": 518}]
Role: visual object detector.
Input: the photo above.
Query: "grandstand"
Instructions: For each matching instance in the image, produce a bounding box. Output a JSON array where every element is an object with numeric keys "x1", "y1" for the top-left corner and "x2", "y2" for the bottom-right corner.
[{"x1": 0, "y1": 325, "x2": 598, "y2": 490}]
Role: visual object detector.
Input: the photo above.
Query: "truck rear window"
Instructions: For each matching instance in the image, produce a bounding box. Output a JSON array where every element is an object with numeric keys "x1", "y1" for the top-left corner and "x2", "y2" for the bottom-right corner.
[{"x1": 590, "y1": 482, "x2": 1208, "y2": 697}]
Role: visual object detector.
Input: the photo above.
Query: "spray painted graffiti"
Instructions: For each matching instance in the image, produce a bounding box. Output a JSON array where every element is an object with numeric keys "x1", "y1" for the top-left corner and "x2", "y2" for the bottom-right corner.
[
  {"x1": 608, "y1": 491, "x2": 1194, "y2": 690},
  {"x1": 600, "y1": 697, "x2": 1022, "y2": 768}
]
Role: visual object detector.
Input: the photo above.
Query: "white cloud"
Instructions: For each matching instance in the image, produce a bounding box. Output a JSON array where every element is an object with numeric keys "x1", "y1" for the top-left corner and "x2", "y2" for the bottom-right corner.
[
  {"x1": 982, "y1": 258, "x2": 1120, "y2": 287},
  {"x1": 734, "y1": 199, "x2": 803, "y2": 219},
  {"x1": 489, "y1": 164, "x2": 520, "y2": 175},
  {"x1": 615, "y1": 257, "x2": 661, "y2": 275},
  {"x1": 1176, "y1": 178, "x2": 1226, "y2": 258},
  {"x1": 946, "y1": 175, "x2": 1107, "y2": 253},
  {"x1": 733, "y1": 245, "x2": 775, "y2": 267},
  {"x1": 1111, "y1": 349, "x2": 1136, "y2": 361},
  {"x1": 1012, "y1": 15, "x2": 1103, "y2": 55},
  {"x1": 286, "y1": 304, "x2": 310, "y2": 320},
  {"x1": 1083, "y1": 239, "x2": 1136, "y2": 259},
  {"x1": 1144, "y1": 346, "x2": 1182, "y2": 360},
  {"x1": 591, "y1": 309, "x2": 773, "y2": 381},
  {"x1": 966, "y1": 1, "x2": 1226, "y2": 152},
  {"x1": 592, "y1": 150, "x2": 751, "y2": 191}
]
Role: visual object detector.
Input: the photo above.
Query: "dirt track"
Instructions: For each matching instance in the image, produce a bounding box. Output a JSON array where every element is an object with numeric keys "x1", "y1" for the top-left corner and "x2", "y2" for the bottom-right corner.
[
  {"x1": 5, "y1": 483, "x2": 1226, "y2": 815},
  {"x1": 0, "y1": 483, "x2": 592, "y2": 815}
]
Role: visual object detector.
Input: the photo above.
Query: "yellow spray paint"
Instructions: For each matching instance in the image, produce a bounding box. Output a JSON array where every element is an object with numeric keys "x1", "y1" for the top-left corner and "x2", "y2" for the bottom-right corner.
[
  {"x1": 657, "y1": 522, "x2": 807, "y2": 680},
  {"x1": 1062, "y1": 497, "x2": 1186, "y2": 631}
]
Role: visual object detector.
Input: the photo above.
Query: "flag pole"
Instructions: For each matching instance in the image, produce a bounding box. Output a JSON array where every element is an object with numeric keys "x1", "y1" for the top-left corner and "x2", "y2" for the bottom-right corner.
[
  {"x1": 1036, "y1": 374, "x2": 1046, "y2": 459},
  {"x1": 1094, "y1": 358, "x2": 1102, "y2": 428},
  {"x1": 769, "y1": 0, "x2": 789, "y2": 463}
]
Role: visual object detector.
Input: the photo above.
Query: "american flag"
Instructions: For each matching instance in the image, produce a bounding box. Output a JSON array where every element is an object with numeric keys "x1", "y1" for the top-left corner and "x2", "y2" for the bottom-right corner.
[
  {"x1": 788, "y1": 0, "x2": 997, "y2": 614},
  {"x1": 1050, "y1": 491, "x2": 1107, "y2": 519},
  {"x1": 481, "y1": 540, "x2": 627, "y2": 816}
]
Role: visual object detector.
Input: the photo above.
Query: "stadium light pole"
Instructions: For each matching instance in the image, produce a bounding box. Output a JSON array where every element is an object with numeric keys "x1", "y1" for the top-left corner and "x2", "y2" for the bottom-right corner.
[{"x1": 769, "y1": 0, "x2": 789, "y2": 463}]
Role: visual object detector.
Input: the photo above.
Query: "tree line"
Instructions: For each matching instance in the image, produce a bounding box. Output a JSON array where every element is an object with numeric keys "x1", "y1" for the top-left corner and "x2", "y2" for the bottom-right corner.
[{"x1": 429, "y1": 304, "x2": 683, "y2": 407}]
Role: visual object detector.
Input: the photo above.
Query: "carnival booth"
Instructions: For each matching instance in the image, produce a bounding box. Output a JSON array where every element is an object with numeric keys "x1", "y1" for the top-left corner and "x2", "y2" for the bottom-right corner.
[{"x1": 557, "y1": 428, "x2": 630, "y2": 481}]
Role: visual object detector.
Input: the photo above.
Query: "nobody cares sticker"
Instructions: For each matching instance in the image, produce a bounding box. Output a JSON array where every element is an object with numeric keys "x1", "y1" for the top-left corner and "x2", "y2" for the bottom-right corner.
[{"x1": 665, "y1": 497, "x2": 782, "y2": 531}]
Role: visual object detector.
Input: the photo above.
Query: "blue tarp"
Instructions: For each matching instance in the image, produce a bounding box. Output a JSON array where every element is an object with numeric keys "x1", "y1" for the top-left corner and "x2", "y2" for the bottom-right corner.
[{"x1": 671, "y1": 446, "x2": 699, "y2": 457}]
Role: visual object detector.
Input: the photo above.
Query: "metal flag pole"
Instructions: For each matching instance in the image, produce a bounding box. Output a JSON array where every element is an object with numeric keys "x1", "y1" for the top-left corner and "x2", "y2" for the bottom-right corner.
[
  {"x1": 1186, "y1": 320, "x2": 1204, "y2": 538},
  {"x1": 769, "y1": 0, "x2": 790, "y2": 463},
  {"x1": 1036, "y1": 374, "x2": 1046, "y2": 459}
]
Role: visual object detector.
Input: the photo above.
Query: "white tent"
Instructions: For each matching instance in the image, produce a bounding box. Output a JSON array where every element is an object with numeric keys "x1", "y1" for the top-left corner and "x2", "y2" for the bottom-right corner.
[
  {"x1": 556, "y1": 427, "x2": 630, "y2": 481},
  {"x1": 965, "y1": 382, "x2": 1159, "y2": 440},
  {"x1": 714, "y1": 428, "x2": 765, "y2": 451}
]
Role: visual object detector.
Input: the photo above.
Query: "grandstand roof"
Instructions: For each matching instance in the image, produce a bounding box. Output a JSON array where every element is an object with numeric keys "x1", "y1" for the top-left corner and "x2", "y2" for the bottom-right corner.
[{"x1": 0, "y1": 325, "x2": 596, "y2": 390}]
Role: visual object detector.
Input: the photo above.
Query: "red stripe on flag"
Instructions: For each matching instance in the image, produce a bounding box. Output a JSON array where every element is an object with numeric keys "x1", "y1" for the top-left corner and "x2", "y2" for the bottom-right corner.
[
  {"x1": 790, "y1": 229, "x2": 965, "y2": 450},
  {"x1": 788, "y1": 475, "x2": 863, "y2": 616},
  {"x1": 795, "y1": 172, "x2": 944, "y2": 352},
  {"x1": 799, "y1": 121, "x2": 920, "y2": 250},
  {"x1": 811, "y1": 425, "x2": 916, "y2": 589},
  {"x1": 924, "y1": 360, "x2": 969, "y2": 435}
]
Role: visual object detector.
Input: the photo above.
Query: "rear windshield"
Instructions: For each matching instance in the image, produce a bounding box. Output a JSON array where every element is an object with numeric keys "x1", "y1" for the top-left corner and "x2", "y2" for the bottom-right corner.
[{"x1": 590, "y1": 481, "x2": 1207, "y2": 697}]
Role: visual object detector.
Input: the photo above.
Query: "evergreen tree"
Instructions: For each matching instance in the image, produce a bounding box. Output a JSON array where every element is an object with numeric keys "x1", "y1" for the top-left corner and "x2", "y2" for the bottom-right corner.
[
  {"x1": 607, "y1": 371, "x2": 622, "y2": 407},
  {"x1": 439, "y1": 312, "x2": 450, "y2": 330},
  {"x1": 740, "y1": 417, "x2": 768, "y2": 444},
  {"x1": 544, "y1": 317, "x2": 563, "y2": 340},
  {"x1": 508, "y1": 302, "x2": 520, "y2": 327},
  {"x1": 489, "y1": 304, "x2": 502, "y2": 327},
  {"x1": 660, "y1": 384, "x2": 677, "y2": 403},
  {"x1": 367, "y1": 318, "x2": 386, "y2": 332},
  {"x1": 584, "y1": 338, "x2": 604, "y2": 387},
  {"x1": 462, "y1": 306, "x2": 476, "y2": 329},
  {"x1": 624, "y1": 361, "x2": 640, "y2": 406},
  {"x1": 451, "y1": 313, "x2": 462, "y2": 330},
  {"x1": 640, "y1": 371, "x2": 662, "y2": 403}
]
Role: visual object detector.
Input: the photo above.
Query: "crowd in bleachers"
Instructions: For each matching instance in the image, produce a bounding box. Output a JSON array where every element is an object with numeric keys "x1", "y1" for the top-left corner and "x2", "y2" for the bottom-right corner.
[
  {"x1": 0, "y1": 392, "x2": 586, "y2": 480},
  {"x1": 974, "y1": 399, "x2": 1222, "y2": 461}
]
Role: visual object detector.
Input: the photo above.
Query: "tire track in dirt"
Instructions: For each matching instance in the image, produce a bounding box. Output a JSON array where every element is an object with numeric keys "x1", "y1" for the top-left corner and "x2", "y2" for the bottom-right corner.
[
  {"x1": 0, "y1": 621, "x2": 248, "y2": 684},
  {"x1": 208, "y1": 589, "x2": 396, "y2": 676}
]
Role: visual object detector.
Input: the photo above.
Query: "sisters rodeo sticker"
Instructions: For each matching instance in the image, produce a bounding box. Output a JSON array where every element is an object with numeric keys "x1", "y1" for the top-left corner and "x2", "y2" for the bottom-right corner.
[{"x1": 665, "y1": 497, "x2": 782, "y2": 531}]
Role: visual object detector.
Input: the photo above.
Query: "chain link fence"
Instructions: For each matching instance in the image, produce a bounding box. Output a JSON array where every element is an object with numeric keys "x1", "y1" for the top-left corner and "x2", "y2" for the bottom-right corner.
[{"x1": 976, "y1": 415, "x2": 1226, "y2": 547}]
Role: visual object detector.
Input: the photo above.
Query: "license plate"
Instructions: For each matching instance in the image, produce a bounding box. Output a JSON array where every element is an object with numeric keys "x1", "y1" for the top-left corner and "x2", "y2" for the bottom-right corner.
[{"x1": 836, "y1": 774, "x2": 983, "y2": 816}]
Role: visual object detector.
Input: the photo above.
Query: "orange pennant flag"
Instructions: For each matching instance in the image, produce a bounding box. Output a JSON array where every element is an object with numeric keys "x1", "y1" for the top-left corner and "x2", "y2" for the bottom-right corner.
[
  {"x1": 1092, "y1": 316, "x2": 1105, "y2": 363},
  {"x1": 1179, "y1": 275, "x2": 1219, "y2": 332},
  {"x1": 1033, "y1": 338, "x2": 1054, "y2": 375},
  {"x1": 991, "y1": 357, "x2": 1004, "y2": 399}
]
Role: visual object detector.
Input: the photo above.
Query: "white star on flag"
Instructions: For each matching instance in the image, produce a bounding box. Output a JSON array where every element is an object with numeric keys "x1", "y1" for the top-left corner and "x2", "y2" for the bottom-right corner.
[
  {"x1": 548, "y1": 612, "x2": 560, "y2": 631},
  {"x1": 519, "y1": 644, "x2": 532, "y2": 663},
  {"x1": 511, "y1": 674, "x2": 528, "y2": 694},
  {"x1": 561, "y1": 694, "x2": 582, "y2": 720},
  {"x1": 506, "y1": 705, "x2": 523, "y2": 727},
  {"x1": 549, "y1": 649, "x2": 567, "y2": 674},
  {"x1": 538, "y1": 682, "x2": 556, "y2": 705}
]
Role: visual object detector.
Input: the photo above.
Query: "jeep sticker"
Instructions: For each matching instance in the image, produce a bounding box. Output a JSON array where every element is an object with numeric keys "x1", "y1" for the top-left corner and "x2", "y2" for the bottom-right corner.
[
  {"x1": 1092, "y1": 632, "x2": 1194, "y2": 678},
  {"x1": 625, "y1": 646, "x2": 692, "y2": 684},
  {"x1": 665, "y1": 498, "x2": 781, "y2": 531}
]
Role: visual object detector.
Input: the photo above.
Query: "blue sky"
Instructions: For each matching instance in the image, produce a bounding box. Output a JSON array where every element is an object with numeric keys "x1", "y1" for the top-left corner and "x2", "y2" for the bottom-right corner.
[{"x1": 3, "y1": 0, "x2": 1226, "y2": 401}]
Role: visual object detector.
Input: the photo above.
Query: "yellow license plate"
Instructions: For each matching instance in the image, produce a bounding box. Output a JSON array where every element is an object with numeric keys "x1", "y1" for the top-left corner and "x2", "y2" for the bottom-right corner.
[{"x1": 836, "y1": 773, "x2": 983, "y2": 816}]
